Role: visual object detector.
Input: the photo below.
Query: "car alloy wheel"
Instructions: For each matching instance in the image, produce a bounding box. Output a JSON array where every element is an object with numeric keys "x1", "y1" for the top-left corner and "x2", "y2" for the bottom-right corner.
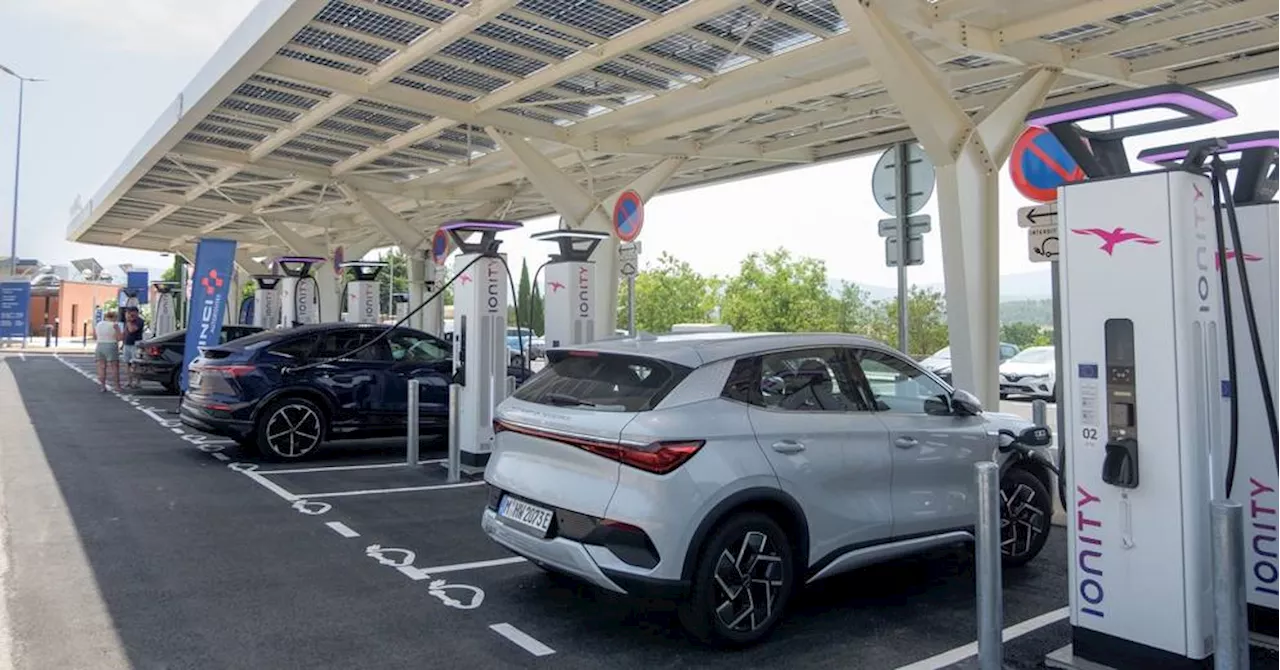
[
  {"x1": 263, "y1": 401, "x2": 323, "y2": 459},
  {"x1": 999, "y1": 468, "x2": 1051, "y2": 566},
  {"x1": 712, "y1": 530, "x2": 785, "y2": 633},
  {"x1": 679, "y1": 512, "x2": 794, "y2": 647}
]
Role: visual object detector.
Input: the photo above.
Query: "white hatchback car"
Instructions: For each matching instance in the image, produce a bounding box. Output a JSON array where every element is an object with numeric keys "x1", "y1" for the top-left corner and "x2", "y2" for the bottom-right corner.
[{"x1": 481, "y1": 333, "x2": 1055, "y2": 646}]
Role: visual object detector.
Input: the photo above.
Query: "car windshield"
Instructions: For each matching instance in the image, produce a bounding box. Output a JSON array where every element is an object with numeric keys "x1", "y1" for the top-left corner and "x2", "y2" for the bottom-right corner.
[
  {"x1": 1010, "y1": 347, "x2": 1055, "y2": 364},
  {"x1": 929, "y1": 347, "x2": 950, "y2": 360},
  {"x1": 513, "y1": 351, "x2": 689, "y2": 412}
]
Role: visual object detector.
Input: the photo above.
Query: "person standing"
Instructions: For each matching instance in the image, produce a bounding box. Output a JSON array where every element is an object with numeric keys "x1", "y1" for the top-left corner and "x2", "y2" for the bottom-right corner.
[
  {"x1": 122, "y1": 308, "x2": 146, "y2": 389},
  {"x1": 94, "y1": 312, "x2": 123, "y2": 392}
]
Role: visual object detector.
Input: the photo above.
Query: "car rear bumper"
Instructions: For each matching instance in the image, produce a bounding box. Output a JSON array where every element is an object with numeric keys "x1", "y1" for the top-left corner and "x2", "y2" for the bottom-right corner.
[
  {"x1": 1000, "y1": 379, "x2": 1053, "y2": 396},
  {"x1": 133, "y1": 360, "x2": 176, "y2": 383},
  {"x1": 180, "y1": 401, "x2": 254, "y2": 440},
  {"x1": 481, "y1": 509, "x2": 628, "y2": 594}
]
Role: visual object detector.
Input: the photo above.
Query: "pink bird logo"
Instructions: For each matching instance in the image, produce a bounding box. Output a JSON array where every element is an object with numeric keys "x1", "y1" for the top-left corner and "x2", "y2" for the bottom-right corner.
[
  {"x1": 459, "y1": 274, "x2": 472, "y2": 285},
  {"x1": 1216, "y1": 250, "x2": 1263, "y2": 270},
  {"x1": 549, "y1": 281, "x2": 565, "y2": 293},
  {"x1": 1193, "y1": 184, "x2": 1205, "y2": 201},
  {"x1": 1071, "y1": 227, "x2": 1161, "y2": 255}
]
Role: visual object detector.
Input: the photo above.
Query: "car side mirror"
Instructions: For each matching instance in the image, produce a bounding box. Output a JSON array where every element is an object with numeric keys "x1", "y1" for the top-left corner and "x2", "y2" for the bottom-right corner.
[
  {"x1": 923, "y1": 395, "x2": 953, "y2": 416},
  {"x1": 951, "y1": 389, "x2": 983, "y2": 416},
  {"x1": 1019, "y1": 425, "x2": 1052, "y2": 447}
]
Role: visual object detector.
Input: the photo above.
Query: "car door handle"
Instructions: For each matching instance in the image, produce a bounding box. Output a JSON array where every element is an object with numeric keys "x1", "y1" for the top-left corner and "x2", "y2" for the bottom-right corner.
[
  {"x1": 771, "y1": 440, "x2": 805, "y2": 454},
  {"x1": 894, "y1": 436, "x2": 919, "y2": 449}
]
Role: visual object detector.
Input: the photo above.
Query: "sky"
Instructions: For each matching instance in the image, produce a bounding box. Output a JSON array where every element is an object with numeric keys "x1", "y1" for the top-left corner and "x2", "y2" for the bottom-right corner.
[{"x1": 0, "y1": 1, "x2": 1275, "y2": 291}]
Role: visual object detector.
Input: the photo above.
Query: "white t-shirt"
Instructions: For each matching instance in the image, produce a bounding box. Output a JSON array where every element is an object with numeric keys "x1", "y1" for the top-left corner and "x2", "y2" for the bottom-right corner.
[{"x1": 95, "y1": 320, "x2": 121, "y2": 342}]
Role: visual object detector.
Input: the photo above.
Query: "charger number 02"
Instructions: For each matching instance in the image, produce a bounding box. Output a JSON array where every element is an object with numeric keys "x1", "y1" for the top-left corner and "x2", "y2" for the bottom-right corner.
[{"x1": 1081, "y1": 427, "x2": 1100, "y2": 441}]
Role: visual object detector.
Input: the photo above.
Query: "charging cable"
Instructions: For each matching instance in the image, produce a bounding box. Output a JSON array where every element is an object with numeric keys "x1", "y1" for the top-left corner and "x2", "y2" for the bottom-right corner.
[{"x1": 284, "y1": 254, "x2": 487, "y2": 374}]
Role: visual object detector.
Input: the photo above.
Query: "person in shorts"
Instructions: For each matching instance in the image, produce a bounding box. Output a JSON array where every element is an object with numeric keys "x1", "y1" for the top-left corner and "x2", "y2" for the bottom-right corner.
[
  {"x1": 94, "y1": 311, "x2": 123, "y2": 392},
  {"x1": 122, "y1": 308, "x2": 146, "y2": 389}
]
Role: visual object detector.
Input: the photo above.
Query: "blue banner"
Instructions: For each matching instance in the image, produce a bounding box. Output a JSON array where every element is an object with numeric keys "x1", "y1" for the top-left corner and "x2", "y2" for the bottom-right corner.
[
  {"x1": 126, "y1": 270, "x2": 150, "y2": 304},
  {"x1": 239, "y1": 295, "x2": 255, "y2": 325},
  {"x1": 181, "y1": 238, "x2": 238, "y2": 392},
  {"x1": 0, "y1": 282, "x2": 30, "y2": 339}
]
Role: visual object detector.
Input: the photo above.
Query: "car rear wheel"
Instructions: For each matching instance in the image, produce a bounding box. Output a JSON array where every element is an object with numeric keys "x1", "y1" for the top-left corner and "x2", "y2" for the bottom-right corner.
[
  {"x1": 256, "y1": 397, "x2": 326, "y2": 461},
  {"x1": 163, "y1": 369, "x2": 180, "y2": 394},
  {"x1": 678, "y1": 512, "x2": 795, "y2": 648},
  {"x1": 1000, "y1": 468, "x2": 1052, "y2": 567}
]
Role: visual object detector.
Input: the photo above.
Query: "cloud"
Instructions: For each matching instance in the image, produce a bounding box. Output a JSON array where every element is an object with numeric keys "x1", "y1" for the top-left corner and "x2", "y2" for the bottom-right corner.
[{"x1": 19, "y1": 0, "x2": 261, "y2": 54}]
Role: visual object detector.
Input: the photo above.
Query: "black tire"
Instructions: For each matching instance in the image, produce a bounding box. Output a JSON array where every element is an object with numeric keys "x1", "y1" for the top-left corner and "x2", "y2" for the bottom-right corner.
[
  {"x1": 677, "y1": 512, "x2": 795, "y2": 648},
  {"x1": 511, "y1": 354, "x2": 525, "y2": 369},
  {"x1": 999, "y1": 393, "x2": 1009, "y2": 400},
  {"x1": 255, "y1": 396, "x2": 326, "y2": 461},
  {"x1": 1000, "y1": 467, "x2": 1052, "y2": 568},
  {"x1": 163, "y1": 369, "x2": 180, "y2": 394}
]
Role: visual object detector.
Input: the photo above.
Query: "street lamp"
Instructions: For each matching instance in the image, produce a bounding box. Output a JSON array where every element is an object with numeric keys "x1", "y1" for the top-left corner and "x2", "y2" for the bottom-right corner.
[{"x1": 0, "y1": 64, "x2": 45, "y2": 277}]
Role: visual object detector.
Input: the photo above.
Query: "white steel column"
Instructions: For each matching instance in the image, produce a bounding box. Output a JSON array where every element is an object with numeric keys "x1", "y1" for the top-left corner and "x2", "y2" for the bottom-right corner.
[
  {"x1": 835, "y1": 0, "x2": 1059, "y2": 403},
  {"x1": 488, "y1": 127, "x2": 684, "y2": 338},
  {"x1": 406, "y1": 249, "x2": 426, "y2": 332}
]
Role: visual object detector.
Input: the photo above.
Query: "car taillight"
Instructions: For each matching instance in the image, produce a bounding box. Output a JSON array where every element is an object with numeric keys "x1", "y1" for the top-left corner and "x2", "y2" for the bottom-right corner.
[
  {"x1": 493, "y1": 419, "x2": 704, "y2": 475},
  {"x1": 212, "y1": 365, "x2": 256, "y2": 377},
  {"x1": 146, "y1": 346, "x2": 163, "y2": 357}
]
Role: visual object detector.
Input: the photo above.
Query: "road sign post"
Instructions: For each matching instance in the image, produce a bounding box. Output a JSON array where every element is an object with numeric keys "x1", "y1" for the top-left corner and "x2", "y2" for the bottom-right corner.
[
  {"x1": 619, "y1": 242, "x2": 640, "y2": 336},
  {"x1": 1018, "y1": 203, "x2": 1059, "y2": 263},
  {"x1": 873, "y1": 143, "x2": 935, "y2": 355}
]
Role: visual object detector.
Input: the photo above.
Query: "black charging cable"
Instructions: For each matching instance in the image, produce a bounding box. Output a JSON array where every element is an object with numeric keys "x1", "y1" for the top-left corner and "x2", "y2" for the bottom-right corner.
[
  {"x1": 1212, "y1": 157, "x2": 1280, "y2": 489},
  {"x1": 1209, "y1": 164, "x2": 1244, "y2": 497},
  {"x1": 284, "y1": 254, "x2": 487, "y2": 374}
]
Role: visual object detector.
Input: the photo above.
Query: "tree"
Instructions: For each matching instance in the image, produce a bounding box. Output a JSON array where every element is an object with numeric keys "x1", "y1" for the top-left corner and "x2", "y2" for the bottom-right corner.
[
  {"x1": 1001, "y1": 321, "x2": 1051, "y2": 348},
  {"x1": 831, "y1": 281, "x2": 873, "y2": 333},
  {"x1": 618, "y1": 252, "x2": 720, "y2": 332},
  {"x1": 719, "y1": 249, "x2": 838, "y2": 333},
  {"x1": 516, "y1": 259, "x2": 533, "y2": 328},
  {"x1": 865, "y1": 286, "x2": 950, "y2": 358},
  {"x1": 530, "y1": 283, "x2": 544, "y2": 335}
]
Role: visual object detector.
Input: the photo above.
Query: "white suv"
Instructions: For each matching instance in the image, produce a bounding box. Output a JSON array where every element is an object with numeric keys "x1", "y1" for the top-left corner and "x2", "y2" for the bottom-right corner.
[{"x1": 481, "y1": 333, "x2": 1055, "y2": 646}]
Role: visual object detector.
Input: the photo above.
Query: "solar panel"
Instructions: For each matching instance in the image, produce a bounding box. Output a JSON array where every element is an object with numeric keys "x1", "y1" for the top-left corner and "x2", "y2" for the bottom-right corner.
[
  {"x1": 407, "y1": 58, "x2": 510, "y2": 92},
  {"x1": 391, "y1": 76, "x2": 481, "y2": 101},
  {"x1": 335, "y1": 106, "x2": 418, "y2": 132},
  {"x1": 278, "y1": 48, "x2": 370, "y2": 75},
  {"x1": 593, "y1": 61, "x2": 674, "y2": 89},
  {"x1": 292, "y1": 26, "x2": 399, "y2": 64},
  {"x1": 317, "y1": 118, "x2": 396, "y2": 141},
  {"x1": 317, "y1": 1, "x2": 431, "y2": 44},
  {"x1": 234, "y1": 83, "x2": 320, "y2": 111},
  {"x1": 438, "y1": 127, "x2": 497, "y2": 150},
  {"x1": 194, "y1": 122, "x2": 270, "y2": 144},
  {"x1": 769, "y1": 0, "x2": 844, "y2": 33},
  {"x1": 185, "y1": 132, "x2": 256, "y2": 151},
  {"x1": 518, "y1": 0, "x2": 646, "y2": 39},
  {"x1": 474, "y1": 21, "x2": 579, "y2": 59},
  {"x1": 440, "y1": 37, "x2": 550, "y2": 77},
  {"x1": 372, "y1": 0, "x2": 458, "y2": 24},
  {"x1": 247, "y1": 74, "x2": 334, "y2": 99},
  {"x1": 644, "y1": 33, "x2": 749, "y2": 73},
  {"x1": 219, "y1": 98, "x2": 302, "y2": 123}
]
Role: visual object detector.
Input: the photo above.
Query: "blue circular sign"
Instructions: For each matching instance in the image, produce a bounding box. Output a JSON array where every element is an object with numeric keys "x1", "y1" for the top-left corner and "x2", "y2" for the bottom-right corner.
[
  {"x1": 612, "y1": 190, "x2": 644, "y2": 242},
  {"x1": 1010, "y1": 127, "x2": 1084, "y2": 203},
  {"x1": 432, "y1": 229, "x2": 449, "y2": 262}
]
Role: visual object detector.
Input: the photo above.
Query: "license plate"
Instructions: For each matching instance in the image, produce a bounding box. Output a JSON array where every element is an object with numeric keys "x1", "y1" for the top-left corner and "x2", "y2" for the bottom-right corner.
[
  {"x1": 498, "y1": 495, "x2": 553, "y2": 535},
  {"x1": 188, "y1": 370, "x2": 201, "y2": 387}
]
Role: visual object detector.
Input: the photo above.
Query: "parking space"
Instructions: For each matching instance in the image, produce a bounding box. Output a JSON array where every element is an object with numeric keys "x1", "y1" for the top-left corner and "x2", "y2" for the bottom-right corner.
[{"x1": 3, "y1": 352, "x2": 1076, "y2": 669}]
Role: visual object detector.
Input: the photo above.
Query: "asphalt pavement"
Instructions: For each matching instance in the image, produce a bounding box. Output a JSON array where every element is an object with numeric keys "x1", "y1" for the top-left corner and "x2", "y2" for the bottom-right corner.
[{"x1": 0, "y1": 352, "x2": 1210, "y2": 670}]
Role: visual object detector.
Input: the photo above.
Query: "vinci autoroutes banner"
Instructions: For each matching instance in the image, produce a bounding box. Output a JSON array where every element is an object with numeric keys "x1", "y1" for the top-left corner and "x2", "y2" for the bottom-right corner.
[{"x1": 180, "y1": 238, "x2": 238, "y2": 393}]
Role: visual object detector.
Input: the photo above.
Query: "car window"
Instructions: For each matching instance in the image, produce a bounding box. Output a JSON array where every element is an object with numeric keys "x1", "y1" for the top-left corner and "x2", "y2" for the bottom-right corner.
[
  {"x1": 1001, "y1": 344, "x2": 1019, "y2": 359},
  {"x1": 313, "y1": 330, "x2": 387, "y2": 362},
  {"x1": 513, "y1": 351, "x2": 687, "y2": 412},
  {"x1": 758, "y1": 348, "x2": 865, "y2": 413},
  {"x1": 267, "y1": 335, "x2": 318, "y2": 360},
  {"x1": 855, "y1": 349, "x2": 949, "y2": 414},
  {"x1": 389, "y1": 330, "x2": 449, "y2": 363}
]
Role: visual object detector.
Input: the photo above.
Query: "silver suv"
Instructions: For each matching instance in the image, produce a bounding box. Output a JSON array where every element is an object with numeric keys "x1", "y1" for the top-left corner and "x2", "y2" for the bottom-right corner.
[{"x1": 481, "y1": 333, "x2": 1055, "y2": 647}]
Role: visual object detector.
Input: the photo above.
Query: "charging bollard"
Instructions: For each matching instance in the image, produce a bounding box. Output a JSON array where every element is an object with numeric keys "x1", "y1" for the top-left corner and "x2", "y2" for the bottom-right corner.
[
  {"x1": 1212, "y1": 500, "x2": 1248, "y2": 670},
  {"x1": 975, "y1": 461, "x2": 1003, "y2": 670},
  {"x1": 447, "y1": 383, "x2": 461, "y2": 483},
  {"x1": 406, "y1": 378, "x2": 421, "y2": 466},
  {"x1": 1032, "y1": 399, "x2": 1048, "y2": 427},
  {"x1": 82, "y1": 322, "x2": 88, "y2": 346}
]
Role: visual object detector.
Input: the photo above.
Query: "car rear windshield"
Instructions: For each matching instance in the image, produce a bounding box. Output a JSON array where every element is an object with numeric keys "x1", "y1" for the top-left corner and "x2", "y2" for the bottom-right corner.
[{"x1": 513, "y1": 351, "x2": 690, "y2": 412}]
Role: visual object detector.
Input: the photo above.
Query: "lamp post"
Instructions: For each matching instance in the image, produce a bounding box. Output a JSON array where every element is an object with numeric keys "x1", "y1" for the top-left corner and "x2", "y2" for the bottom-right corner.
[{"x1": 0, "y1": 64, "x2": 44, "y2": 277}]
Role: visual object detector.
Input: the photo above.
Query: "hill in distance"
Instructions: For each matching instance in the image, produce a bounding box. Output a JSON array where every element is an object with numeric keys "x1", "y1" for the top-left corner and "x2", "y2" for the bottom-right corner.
[{"x1": 831, "y1": 268, "x2": 1053, "y2": 302}]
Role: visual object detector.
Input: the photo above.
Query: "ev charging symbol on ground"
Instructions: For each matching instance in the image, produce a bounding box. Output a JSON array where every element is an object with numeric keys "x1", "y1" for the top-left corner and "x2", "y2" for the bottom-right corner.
[
  {"x1": 292, "y1": 500, "x2": 331, "y2": 515},
  {"x1": 366, "y1": 544, "x2": 416, "y2": 567}
]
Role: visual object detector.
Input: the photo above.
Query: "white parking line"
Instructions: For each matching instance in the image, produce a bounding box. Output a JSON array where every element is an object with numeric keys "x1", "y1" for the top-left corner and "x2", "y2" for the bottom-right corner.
[
  {"x1": 325, "y1": 521, "x2": 360, "y2": 538},
  {"x1": 418, "y1": 557, "x2": 527, "y2": 575},
  {"x1": 304, "y1": 481, "x2": 485, "y2": 499},
  {"x1": 893, "y1": 607, "x2": 1069, "y2": 670},
  {"x1": 489, "y1": 623, "x2": 555, "y2": 657},
  {"x1": 258, "y1": 459, "x2": 445, "y2": 475},
  {"x1": 211, "y1": 453, "x2": 230, "y2": 461},
  {"x1": 239, "y1": 468, "x2": 301, "y2": 502}
]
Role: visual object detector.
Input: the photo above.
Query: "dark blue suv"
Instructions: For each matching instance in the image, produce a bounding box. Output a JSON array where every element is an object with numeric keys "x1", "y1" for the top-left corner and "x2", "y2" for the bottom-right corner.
[{"x1": 180, "y1": 323, "x2": 530, "y2": 460}]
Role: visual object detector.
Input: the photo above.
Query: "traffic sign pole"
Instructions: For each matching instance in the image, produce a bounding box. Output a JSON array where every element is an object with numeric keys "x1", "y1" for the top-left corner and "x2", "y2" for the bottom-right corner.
[{"x1": 895, "y1": 142, "x2": 909, "y2": 355}]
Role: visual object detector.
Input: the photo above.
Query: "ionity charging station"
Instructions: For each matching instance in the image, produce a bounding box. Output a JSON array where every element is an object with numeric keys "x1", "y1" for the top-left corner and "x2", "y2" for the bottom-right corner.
[
  {"x1": 277, "y1": 256, "x2": 324, "y2": 327},
  {"x1": 251, "y1": 274, "x2": 283, "y2": 329},
  {"x1": 531, "y1": 229, "x2": 610, "y2": 349},
  {"x1": 1138, "y1": 131, "x2": 1280, "y2": 642},
  {"x1": 1025, "y1": 84, "x2": 1279, "y2": 669},
  {"x1": 443, "y1": 219, "x2": 521, "y2": 472},
  {"x1": 150, "y1": 281, "x2": 180, "y2": 337},
  {"x1": 341, "y1": 261, "x2": 388, "y2": 324}
]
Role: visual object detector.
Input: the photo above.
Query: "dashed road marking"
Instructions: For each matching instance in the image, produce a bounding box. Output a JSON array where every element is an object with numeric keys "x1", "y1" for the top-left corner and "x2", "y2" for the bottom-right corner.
[
  {"x1": 325, "y1": 521, "x2": 360, "y2": 538},
  {"x1": 893, "y1": 607, "x2": 1069, "y2": 670},
  {"x1": 489, "y1": 623, "x2": 555, "y2": 657},
  {"x1": 211, "y1": 452, "x2": 230, "y2": 461}
]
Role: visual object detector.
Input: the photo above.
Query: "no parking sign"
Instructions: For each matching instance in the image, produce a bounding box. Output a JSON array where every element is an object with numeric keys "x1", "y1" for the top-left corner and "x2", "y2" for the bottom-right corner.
[
  {"x1": 431, "y1": 229, "x2": 450, "y2": 263},
  {"x1": 612, "y1": 190, "x2": 644, "y2": 242},
  {"x1": 1009, "y1": 127, "x2": 1084, "y2": 203}
]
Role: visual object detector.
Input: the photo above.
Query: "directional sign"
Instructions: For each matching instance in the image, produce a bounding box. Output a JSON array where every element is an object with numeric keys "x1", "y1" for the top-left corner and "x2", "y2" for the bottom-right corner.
[
  {"x1": 1017, "y1": 203, "x2": 1058, "y2": 228},
  {"x1": 885, "y1": 235, "x2": 925, "y2": 267},
  {"x1": 613, "y1": 190, "x2": 644, "y2": 242},
  {"x1": 878, "y1": 215, "x2": 932, "y2": 237},
  {"x1": 1010, "y1": 127, "x2": 1084, "y2": 203},
  {"x1": 1026, "y1": 224, "x2": 1059, "y2": 263},
  {"x1": 872, "y1": 143, "x2": 935, "y2": 217},
  {"x1": 431, "y1": 228, "x2": 449, "y2": 263},
  {"x1": 619, "y1": 242, "x2": 639, "y2": 278}
]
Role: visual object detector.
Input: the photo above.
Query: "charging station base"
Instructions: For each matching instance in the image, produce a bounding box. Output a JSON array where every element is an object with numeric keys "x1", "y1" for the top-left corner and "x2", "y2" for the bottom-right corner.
[{"x1": 1046, "y1": 644, "x2": 1120, "y2": 670}]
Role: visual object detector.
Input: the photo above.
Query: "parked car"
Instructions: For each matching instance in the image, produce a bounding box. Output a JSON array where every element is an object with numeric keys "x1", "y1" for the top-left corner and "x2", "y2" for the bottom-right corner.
[
  {"x1": 481, "y1": 333, "x2": 1056, "y2": 646},
  {"x1": 920, "y1": 342, "x2": 1021, "y2": 386},
  {"x1": 999, "y1": 346, "x2": 1057, "y2": 400},
  {"x1": 506, "y1": 327, "x2": 543, "y2": 360},
  {"x1": 180, "y1": 323, "x2": 532, "y2": 460},
  {"x1": 446, "y1": 328, "x2": 530, "y2": 368},
  {"x1": 132, "y1": 325, "x2": 265, "y2": 393}
]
